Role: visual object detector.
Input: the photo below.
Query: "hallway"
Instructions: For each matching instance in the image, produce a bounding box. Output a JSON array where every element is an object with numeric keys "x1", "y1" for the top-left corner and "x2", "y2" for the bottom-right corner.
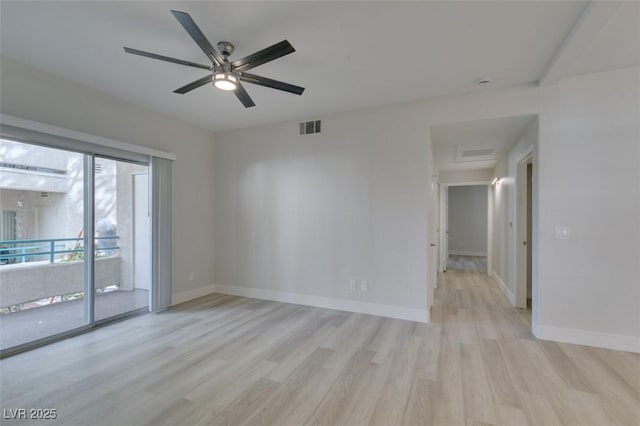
[{"x1": 1, "y1": 268, "x2": 638, "y2": 425}]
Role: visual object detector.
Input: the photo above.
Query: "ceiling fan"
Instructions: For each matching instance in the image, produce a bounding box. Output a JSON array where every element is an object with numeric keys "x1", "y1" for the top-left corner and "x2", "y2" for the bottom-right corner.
[{"x1": 123, "y1": 10, "x2": 304, "y2": 108}]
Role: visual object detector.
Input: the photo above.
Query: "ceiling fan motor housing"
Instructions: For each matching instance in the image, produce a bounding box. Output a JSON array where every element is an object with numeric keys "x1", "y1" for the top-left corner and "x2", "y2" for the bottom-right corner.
[{"x1": 217, "y1": 41, "x2": 235, "y2": 57}]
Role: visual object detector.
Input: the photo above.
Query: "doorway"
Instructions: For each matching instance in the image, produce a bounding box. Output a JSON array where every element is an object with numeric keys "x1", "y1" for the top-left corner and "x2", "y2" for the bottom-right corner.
[
  {"x1": 515, "y1": 151, "x2": 533, "y2": 310},
  {"x1": 93, "y1": 157, "x2": 150, "y2": 322},
  {"x1": 440, "y1": 183, "x2": 491, "y2": 274}
]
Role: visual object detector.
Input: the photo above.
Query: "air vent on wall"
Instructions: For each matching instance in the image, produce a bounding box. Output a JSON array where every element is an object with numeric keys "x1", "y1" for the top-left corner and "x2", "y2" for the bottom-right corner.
[
  {"x1": 299, "y1": 120, "x2": 321, "y2": 135},
  {"x1": 94, "y1": 163, "x2": 102, "y2": 173},
  {"x1": 41, "y1": 192, "x2": 49, "y2": 198}
]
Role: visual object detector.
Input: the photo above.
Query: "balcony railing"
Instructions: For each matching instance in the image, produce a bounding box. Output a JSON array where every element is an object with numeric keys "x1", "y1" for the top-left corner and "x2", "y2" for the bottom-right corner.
[{"x1": 0, "y1": 236, "x2": 119, "y2": 264}]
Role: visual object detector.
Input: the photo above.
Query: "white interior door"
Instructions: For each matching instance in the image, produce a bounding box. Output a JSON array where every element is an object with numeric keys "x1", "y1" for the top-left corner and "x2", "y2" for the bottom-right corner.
[{"x1": 134, "y1": 173, "x2": 150, "y2": 290}]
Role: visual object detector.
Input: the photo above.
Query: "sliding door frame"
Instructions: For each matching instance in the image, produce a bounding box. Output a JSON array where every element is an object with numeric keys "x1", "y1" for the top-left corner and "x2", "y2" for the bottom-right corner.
[
  {"x1": 84, "y1": 155, "x2": 96, "y2": 325},
  {"x1": 0, "y1": 115, "x2": 173, "y2": 358}
]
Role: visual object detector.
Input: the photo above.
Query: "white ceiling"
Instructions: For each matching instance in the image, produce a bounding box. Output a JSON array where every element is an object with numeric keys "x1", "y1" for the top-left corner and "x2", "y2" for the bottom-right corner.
[
  {"x1": 432, "y1": 115, "x2": 535, "y2": 172},
  {"x1": 0, "y1": 1, "x2": 593, "y2": 133},
  {"x1": 567, "y1": 1, "x2": 640, "y2": 77},
  {"x1": 2, "y1": 1, "x2": 637, "y2": 134}
]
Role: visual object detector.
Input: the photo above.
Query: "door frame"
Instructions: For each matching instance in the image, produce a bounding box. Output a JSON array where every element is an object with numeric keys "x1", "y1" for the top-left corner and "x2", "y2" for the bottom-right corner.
[
  {"x1": 132, "y1": 172, "x2": 151, "y2": 292},
  {"x1": 430, "y1": 175, "x2": 439, "y2": 299},
  {"x1": 439, "y1": 180, "x2": 492, "y2": 275},
  {"x1": 515, "y1": 147, "x2": 534, "y2": 309},
  {"x1": 439, "y1": 185, "x2": 448, "y2": 272}
]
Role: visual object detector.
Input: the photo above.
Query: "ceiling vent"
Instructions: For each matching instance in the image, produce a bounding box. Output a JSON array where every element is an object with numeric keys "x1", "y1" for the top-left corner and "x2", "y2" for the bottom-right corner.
[
  {"x1": 461, "y1": 148, "x2": 494, "y2": 158},
  {"x1": 454, "y1": 145, "x2": 499, "y2": 163},
  {"x1": 299, "y1": 120, "x2": 321, "y2": 135}
]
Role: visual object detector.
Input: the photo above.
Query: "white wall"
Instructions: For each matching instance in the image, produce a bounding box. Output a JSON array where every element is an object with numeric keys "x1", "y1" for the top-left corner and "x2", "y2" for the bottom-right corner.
[
  {"x1": 0, "y1": 57, "x2": 216, "y2": 301},
  {"x1": 214, "y1": 66, "x2": 640, "y2": 350},
  {"x1": 536, "y1": 67, "x2": 640, "y2": 350},
  {"x1": 448, "y1": 185, "x2": 488, "y2": 256},
  {"x1": 214, "y1": 104, "x2": 431, "y2": 321},
  {"x1": 488, "y1": 67, "x2": 640, "y2": 352},
  {"x1": 439, "y1": 169, "x2": 492, "y2": 184},
  {"x1": 491, "y1": 118, "x2": 537, "y2": 297}
]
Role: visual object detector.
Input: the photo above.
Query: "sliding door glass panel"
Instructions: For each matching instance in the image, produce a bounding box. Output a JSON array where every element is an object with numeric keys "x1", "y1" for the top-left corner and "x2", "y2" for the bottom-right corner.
[
  {"x1": 93, "y1": 157, "x2": 149, "y2": 321},
  {"x1": 0, "y1": 139, "x2": 87, "y2": 350}
]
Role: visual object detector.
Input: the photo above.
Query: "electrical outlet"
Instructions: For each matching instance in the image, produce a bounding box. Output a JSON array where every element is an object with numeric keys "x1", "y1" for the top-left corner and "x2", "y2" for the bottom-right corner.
[
  {"x1": 554, "y1": 226, "x2": 570, "y2": 240},
  {"x1": 349, "y1": 279, "x2": 357, "y2": 291},
  {"x1": 360, "y1": 280, "x2": 368, "y2": 292}
]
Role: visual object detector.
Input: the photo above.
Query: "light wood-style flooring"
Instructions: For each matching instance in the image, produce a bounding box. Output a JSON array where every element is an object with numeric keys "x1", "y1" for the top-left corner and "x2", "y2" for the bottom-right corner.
[
  {"x1": 447, "y1": 255, "x2": 487, "y2": 272},
  {"x1": 1, "y1": 268, "x2": 639, "y2": 425}
]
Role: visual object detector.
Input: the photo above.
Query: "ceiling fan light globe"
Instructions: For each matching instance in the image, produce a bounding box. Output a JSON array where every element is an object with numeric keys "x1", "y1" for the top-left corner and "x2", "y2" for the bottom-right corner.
[{"x1": 213, "y1": 72, "x2": 237, "y2": 91}]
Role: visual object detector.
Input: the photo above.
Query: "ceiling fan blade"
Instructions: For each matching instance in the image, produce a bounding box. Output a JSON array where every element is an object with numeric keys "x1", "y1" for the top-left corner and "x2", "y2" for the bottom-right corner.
[
  {"x1": 232, "y1": 40, "x2": 295, "y2": 72},
  {"x1": 239, "y1": 72, "x2": 305, "y2": 95},
  {"x1": 234, "y1": 82, "x2": 256, "y2": 108},
  {"x1": 174, "y1": 75, "x2": 212, "y2": 94},
  {"x1": 123, "y1": 47, "x2": 211, "y2": 70},
  {"x1": 170, "y1": 10, "x2": 224, "y2": 66}
]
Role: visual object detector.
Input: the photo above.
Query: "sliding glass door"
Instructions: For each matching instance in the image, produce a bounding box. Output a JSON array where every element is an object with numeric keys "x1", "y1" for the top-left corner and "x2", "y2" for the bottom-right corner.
[
  {"x1": 93, "y1": 156, "x2": 149, "y2": 321},
  {"x1": 0, "y1": 139, "x2": 151, "y2": 354},
  {"x1": 0, "y1": 139, "x2": 89, "y2": 350}
]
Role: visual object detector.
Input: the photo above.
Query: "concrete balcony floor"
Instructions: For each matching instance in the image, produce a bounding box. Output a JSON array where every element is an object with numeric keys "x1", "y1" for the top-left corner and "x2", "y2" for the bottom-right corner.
[{"x1": 0, "y1": 289, "x2": 148, "y2": 350}]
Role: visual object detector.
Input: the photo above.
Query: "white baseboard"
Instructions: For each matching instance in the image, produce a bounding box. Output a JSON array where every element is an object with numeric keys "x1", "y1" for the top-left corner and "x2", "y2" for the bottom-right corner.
[
  {"x1": 535, "y1": 325, "x2": 640, "y2": 354},
  {"x1": 171, "y1": 284, "x2": 216, "y2": 305},
  {"x1": 449, "y1": 250, "x2": 487, "y2": 257},
  {"x1": 212, "y1": 284, "x2": 429, "y2": 323},
  {"x1": 491, "y1": 271, "x2": 516, "y2": 306}
]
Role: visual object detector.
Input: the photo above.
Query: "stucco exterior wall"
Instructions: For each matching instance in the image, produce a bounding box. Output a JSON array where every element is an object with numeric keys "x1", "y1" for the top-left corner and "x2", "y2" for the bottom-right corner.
[{"x1": 0, "y1": 256, "x2": 120, "y2": 307}]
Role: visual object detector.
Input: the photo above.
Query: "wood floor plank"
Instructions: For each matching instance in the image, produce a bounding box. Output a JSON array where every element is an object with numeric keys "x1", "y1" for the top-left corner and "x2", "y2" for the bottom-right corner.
[
  {"x1": 478, "y1": 338, "x2": 522, "y2": 409},
  {"x1": 461, "y1": 342, "x2": 496, "y2": 425},
  {"x1": 491, "y1": 404, "x2": 529, "y2": 426},
  {"x1": 326, "y1": 354, "x2": 390, "y2": 425},
  {"x1": 207, "y1": 377, "x2": 280, "y2": 426},
  {"x1": 433, "y1": 338, "x2": 466, "y2": 425},
  {"x1": 414, "y1": 323, "x2": 441, "y2": 381},
  {"x1": 518, "y1": 391, "x2": 564, "y2": 426},
  {"x1": 303, "y1": 349, "x2": 375, "y2": 426},
  {"x1": 537, "y1": 339, "x2": 595, "y2": 393},
  {"x1": 2, "y1": 255, "x2": 638, "y2": 426},
  {"x1": 401, "y1": 377, "x2": 435, "y2": 426},
  {"x1": 239, "y1": 347, "x2": 334, "y2": 426},
  {"x1": 369, "y1": 334, "x2": 421, "y2": 426}
]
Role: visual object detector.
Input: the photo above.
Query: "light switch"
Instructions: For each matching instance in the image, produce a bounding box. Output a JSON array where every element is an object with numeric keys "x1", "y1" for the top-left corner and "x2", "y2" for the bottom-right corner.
[{"x1": 554, "y1": 226, "x2": 570, "y2": 240}]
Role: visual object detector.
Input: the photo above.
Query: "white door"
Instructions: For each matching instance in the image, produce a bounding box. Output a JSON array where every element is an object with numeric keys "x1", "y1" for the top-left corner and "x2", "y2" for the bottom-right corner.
[{"x1": 134, "y1": 173, "x2": 150, "y2": 290}]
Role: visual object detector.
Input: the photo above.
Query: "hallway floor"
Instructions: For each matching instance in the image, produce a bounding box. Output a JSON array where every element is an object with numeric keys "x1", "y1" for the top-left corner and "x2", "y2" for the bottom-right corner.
[
  {"x1": 447, "y1": 254, "x2": 487, "y2": 271},
  {"x1": 1, "y1": 271, "x2": 638, "y2": 425}
]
